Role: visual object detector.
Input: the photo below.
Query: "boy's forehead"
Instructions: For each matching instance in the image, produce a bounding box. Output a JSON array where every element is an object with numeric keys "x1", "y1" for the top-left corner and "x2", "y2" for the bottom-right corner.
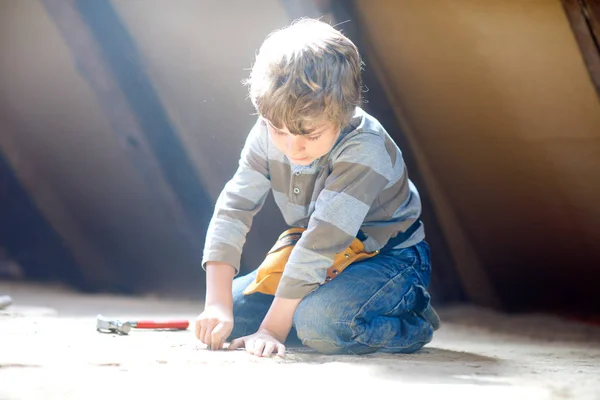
[{"x1": 262, "y1": 116, "x2": 330, "y2": 135}]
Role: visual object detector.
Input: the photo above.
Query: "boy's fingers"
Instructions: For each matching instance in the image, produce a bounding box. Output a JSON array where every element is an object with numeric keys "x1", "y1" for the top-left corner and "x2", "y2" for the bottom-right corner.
[
  {"x1": 195, "y1": 320, "x2": 204, "y2": 341},
  {"x1": 210, "y1": 323, "x2": 226, "y2": 350},
  {"x1": 218, "y1": 323, "x2": 233, "y2": 350},
  {"x1": 228, "y1": 337, "x2": 244, "y2": 350},
  {"x1": 244, "y1": 339, "x2": 256, "y2": 354},
  {"x1": 252, "y1": 339, "x2": 265, "y2": 356},
  {"x1": 276, "y1": 343, "x2": 286, "y2": 358},
  {"x1": 262, "y1": 342, "x2": 276, "y2": 357},
  {"x1": 203, "y1": 321, "x2": 217, "y2": 347},
  {"x1": 197, "y1": 323, "x2": 208, "y2": 344},
  {"x1": 217, "y1": 331, "x2": 228, "y2": 351}
]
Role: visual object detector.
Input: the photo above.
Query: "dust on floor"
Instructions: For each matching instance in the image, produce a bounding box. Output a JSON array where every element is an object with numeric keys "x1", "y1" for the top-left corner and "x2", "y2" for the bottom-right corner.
[{"x1": 0, "y1": 281, "x2": 599, "y2": 400}]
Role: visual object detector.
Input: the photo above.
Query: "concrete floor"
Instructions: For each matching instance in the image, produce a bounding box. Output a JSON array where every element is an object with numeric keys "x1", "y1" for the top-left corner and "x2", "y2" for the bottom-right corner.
[{"x1": 1, "y1": 280, "x2": 599, "y2": 400}]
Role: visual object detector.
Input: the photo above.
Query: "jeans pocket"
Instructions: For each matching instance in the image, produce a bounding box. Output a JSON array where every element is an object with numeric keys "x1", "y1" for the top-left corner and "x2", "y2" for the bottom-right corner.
[
  {"x1": 383, "y1": 267, "x2": 429, "y2": 316},
  {"x1": 413, "y1": 241, "x2": 431, "y2": 286}
]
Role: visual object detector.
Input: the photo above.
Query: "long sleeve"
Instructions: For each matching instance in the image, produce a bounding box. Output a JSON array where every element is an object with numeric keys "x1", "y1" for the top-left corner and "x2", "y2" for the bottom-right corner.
[
  {"x1": 275, "y1": 131, "x2": 401, "y2": 299},
  {"x1": 202, "y1": 120, "x2": 271, "y2": 274}
]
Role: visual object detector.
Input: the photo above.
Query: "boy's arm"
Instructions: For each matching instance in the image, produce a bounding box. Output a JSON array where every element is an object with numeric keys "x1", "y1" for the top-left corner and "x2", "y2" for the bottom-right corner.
[
  {"x1": 258, "y1": 297, "x2": 302, "y2": 342},
  {"x1": 228, "y1": 296, "x2": 301, "y2": 356},
  {"x1": 196, "y1": 261, "x2": 236, "y2": 349},
  {"x1": 204, "y1": 261, "x2": 236, "y2": 308},
  {"x1": 201, "y1": 119, "x2": 271, "y2": 279},
  {"x1": 197, "y1": 120, "x2": 271, "y2": 349}
]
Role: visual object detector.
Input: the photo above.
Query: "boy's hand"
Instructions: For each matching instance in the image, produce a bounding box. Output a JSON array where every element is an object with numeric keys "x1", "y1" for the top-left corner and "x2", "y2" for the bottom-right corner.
[
  {"x1": 195, "y1": 304, "x2": 233, "y2": 350},
  {"x1": 229, "y1": 329, "x2": 286, "y2": 357}
]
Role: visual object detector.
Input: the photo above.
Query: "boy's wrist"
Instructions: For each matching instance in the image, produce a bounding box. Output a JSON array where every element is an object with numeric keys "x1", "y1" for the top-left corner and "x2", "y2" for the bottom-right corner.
[
  {"x1": 205, "y1": 261, "x2": 236, "y2": 307},
  {"x1": 259, "y1": 297, "x2": 302, "y2": 342},
  {"x1": 257, "y1": 326, "x2": 289, "y2": 343}
]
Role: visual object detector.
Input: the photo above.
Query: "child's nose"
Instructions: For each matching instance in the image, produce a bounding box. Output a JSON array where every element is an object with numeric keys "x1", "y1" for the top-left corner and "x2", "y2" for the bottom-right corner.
[{"x1": 286, "y1": 136, "x2": 304, "y2": 152}]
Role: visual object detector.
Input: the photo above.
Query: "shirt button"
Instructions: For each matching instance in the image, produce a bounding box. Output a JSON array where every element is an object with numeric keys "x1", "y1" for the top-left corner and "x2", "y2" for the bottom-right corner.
[
  {"x1": 294, "y1": 171, "x2": 301, "y2": 176},
  {"x1": 293, "y1": 187, "x2": 300, "y2": 194}
]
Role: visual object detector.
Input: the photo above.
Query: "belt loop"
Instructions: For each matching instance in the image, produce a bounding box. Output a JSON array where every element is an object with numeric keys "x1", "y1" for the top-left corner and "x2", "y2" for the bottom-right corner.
[{"x1": 414, "y1": 240, "x2": 430, "y2": 265}]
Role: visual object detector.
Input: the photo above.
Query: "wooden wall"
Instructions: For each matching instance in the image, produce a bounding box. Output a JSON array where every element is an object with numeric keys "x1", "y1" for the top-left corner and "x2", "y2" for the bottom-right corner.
[{"x1": 353, "y1": 0, "x2": 600, "y2": 311}]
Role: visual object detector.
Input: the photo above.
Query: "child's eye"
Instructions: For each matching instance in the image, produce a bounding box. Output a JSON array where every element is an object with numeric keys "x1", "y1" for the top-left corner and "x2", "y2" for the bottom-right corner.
[{"x1": 307, "y1": 135, "x2": 321, "y2": 141}]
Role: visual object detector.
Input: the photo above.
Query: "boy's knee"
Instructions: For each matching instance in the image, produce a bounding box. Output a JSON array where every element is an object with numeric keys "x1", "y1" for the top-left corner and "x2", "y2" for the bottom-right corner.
[
  {"x1": 294, "y1": 321, "x2": 344, "y2": 355},
  {"x1": 293, "y1": 301, "x2": 351, "y2": 354},
  {"x1": 294, "y1": 312, "x2": 371, "y2": 355}
]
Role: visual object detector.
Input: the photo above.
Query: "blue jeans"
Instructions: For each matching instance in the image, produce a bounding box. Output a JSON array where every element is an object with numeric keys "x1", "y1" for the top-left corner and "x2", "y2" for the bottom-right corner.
[{"x1": 228, "y1": 240, "x2": 437, "y2": 355}]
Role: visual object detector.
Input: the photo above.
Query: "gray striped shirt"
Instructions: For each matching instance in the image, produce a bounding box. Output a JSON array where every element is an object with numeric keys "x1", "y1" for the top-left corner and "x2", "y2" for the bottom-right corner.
[{"x1": 202, "y1": 107, "x2": 425, "y2": 299}]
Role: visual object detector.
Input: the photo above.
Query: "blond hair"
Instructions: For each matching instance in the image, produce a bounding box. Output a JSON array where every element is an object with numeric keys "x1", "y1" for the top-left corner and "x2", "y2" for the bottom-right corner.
[{"x1": 244, "y1": 18, "x2": 363, "y2": 135}]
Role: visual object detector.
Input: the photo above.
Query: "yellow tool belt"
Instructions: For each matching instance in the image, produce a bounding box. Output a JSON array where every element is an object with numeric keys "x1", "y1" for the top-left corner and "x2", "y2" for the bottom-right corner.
[{"x1": 243, "y1": 228, "x2": 380, "y2": 296}]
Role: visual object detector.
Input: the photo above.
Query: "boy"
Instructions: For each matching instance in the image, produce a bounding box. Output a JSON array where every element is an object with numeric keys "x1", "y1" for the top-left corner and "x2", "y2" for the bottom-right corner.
[{"x1": 195, "y1": 18, "x2": 439, "y2": 357}]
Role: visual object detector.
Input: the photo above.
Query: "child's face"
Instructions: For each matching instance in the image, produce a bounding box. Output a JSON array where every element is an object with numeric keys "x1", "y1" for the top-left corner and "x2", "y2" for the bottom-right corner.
[{"x1": 264, "y1": 118, "x2": 341, "y2": 166}]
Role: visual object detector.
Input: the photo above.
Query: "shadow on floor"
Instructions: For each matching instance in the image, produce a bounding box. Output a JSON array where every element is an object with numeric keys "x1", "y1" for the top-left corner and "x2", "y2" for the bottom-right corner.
[{"x1": 282, "y1": 345, "x2": 510, "y2": 385}]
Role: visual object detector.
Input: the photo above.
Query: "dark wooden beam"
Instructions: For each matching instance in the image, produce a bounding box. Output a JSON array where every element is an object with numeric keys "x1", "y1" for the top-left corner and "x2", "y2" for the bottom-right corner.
[
  {"x1": 40, "y1": 0, "x2": 212, "y2": 259},
  {"x1": 562, "y1": 0, "x2": 600, "y2": 99},
  {"x1": 0, "y1": 127, "x2": 116, "y2": 289},
  {"x1": 0, "y1": 148, "x2": 81, "y2": 284}
]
